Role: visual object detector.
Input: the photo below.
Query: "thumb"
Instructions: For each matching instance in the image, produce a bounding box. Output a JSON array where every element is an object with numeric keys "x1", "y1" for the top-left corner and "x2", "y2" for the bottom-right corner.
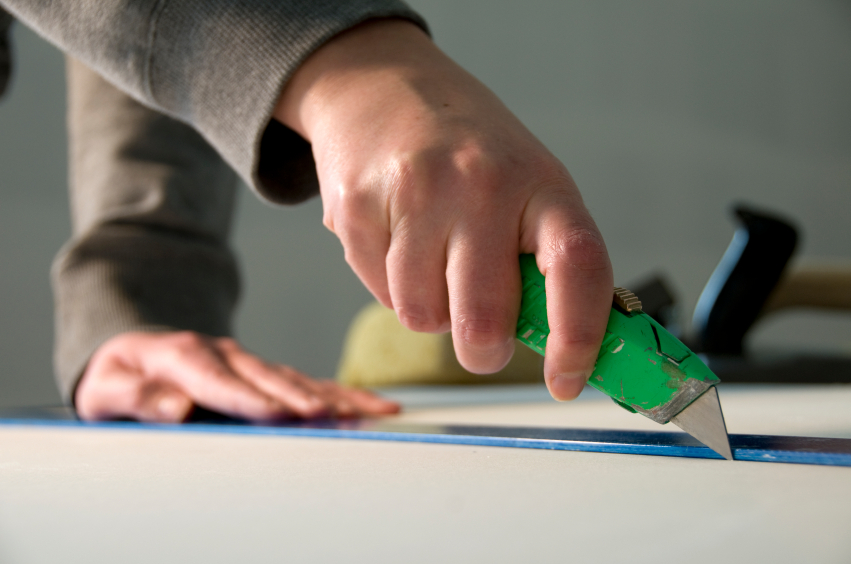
[
  {"x1": 139, "y1": 383, "x2": 194, "y2": 423},
  {"x1": 76, "y1": 359, "x2": 193, "y2": 423}
]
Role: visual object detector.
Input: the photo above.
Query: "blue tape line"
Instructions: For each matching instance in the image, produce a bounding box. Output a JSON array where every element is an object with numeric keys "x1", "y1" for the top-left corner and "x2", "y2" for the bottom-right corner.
[{"x1": 1, "y1": 411, "x2": 849, "y2": 466}]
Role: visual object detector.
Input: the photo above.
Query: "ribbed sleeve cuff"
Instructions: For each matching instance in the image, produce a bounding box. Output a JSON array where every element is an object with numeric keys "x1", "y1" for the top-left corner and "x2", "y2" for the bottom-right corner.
[
  {"x1": 51, "y1": 226, "x2": 240, "y2": 403},
  {"x1": 148, "y1": 0, "x2": 429, "y2": 203}
]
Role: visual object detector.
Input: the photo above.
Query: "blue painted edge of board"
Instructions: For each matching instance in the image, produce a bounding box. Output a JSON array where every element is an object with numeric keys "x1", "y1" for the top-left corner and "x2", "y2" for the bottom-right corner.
[{"x1": 0, "y1": 412, "x2": 849, "y2": 467}]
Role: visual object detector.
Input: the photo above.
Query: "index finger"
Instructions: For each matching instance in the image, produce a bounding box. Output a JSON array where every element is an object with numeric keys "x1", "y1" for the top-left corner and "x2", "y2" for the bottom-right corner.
[{"x1": 522, "y1": 190, "x2": 613, "y2": 401}]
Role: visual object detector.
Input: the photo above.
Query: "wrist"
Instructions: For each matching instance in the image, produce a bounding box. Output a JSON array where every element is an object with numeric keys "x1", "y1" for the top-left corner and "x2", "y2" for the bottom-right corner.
[{"x1": 273, "y1": 18, "x2": 438, "y2": 141}]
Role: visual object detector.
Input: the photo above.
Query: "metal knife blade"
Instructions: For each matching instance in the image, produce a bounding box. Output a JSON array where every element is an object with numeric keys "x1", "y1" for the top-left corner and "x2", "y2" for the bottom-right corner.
[{"x1": 670, "y1": 387, "x2": 733, "y2": 460}]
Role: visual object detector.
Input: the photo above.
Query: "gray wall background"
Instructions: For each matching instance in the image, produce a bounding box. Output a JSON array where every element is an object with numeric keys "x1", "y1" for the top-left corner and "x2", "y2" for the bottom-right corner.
[{"x1": 1, "y1": 0, "x2": 849, "y2": 407}]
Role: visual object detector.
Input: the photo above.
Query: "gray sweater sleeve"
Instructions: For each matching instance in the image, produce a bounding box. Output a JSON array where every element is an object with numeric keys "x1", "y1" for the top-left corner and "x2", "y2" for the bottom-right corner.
[
  {"x1": 54, "y1": 57, "x2": 241, "y2": 403},
  {"x1": 0, "y1": 0, "x2": 427, "y2": 202},
  {"x1": 0, "y1": 1, "x2": 427, "y2": 402}
]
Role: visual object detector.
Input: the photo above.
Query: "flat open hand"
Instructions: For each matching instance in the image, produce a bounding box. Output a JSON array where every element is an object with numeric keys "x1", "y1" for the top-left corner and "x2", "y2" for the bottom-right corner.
[
  {"x1": 275, "y1": 20, "x2": 614, "y2": 400},
  {"x1": 75, "y1": 331, "x2": 400, "y2": 422}
]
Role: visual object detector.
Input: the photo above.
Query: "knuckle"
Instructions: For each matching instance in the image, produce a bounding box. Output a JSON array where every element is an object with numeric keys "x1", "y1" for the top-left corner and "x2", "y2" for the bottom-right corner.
[
  {"x1": 453, "y1": 143, "x2": 495, "y2": 181},
  {"x1": 456, "y1": 155, "x2": 502, "y2": 201},
  {"x1": 386, "y1": 153, "x2": 418, "y2": 190},
  {"x1": 336, "y1": 184, "x2": 377, "y2": 222},
  {"x1": 453, "y1": 143, "x2": 567, "y2": 203},
  {"x1": 548, "y1": 227, "x2": 610, "y2": 273},
  {"x1": 168, "y1": 331, "x2": 207, "y2": 349},
  {"x1": 454, "y1": 309, "x2": 510, "y2": 350},
  {"x1": 325, "y1": 191, "x2": 374, "y2": 242},
  {"x1": 215, "y1": 337, "x2": 239, "y2": 351},
  {"x1": 530, "y1": 157, "x2": 571, "y2": 186},
  {"x1": 159, "y1": 331, "x2": 215, "y2": 365},
  {"x1": 555, "y1": 323, "x2": 602, "y2": 348},
  {"x1": 396, "y1": 304, "x2": 448, "y2": 333}
]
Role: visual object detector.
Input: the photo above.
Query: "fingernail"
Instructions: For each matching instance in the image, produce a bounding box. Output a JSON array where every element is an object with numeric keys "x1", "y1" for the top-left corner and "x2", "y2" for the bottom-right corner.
[{"x1": 548, "y1": 372, "x2": 588, "y2": 402}]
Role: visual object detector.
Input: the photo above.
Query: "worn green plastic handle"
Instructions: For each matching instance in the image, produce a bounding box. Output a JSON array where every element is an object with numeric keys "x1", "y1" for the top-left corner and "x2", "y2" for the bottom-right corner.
[{"x1": 516, "y1": 254, "x2": 720, "y2": 424}]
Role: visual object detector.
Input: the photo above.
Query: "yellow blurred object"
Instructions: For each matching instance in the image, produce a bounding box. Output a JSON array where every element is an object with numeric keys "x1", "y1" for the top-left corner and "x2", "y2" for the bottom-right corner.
[{"x1": 337, "y1": 302, "x2": 543, "y2": 387}]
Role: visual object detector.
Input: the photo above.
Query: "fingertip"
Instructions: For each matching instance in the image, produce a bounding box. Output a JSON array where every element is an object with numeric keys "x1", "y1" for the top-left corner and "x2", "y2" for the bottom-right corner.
[
  {"x1": 453, "y1": 333, "x2": 515, "y2": 374},
  {"x1": 373, "y1": 399, "x2": 402, "y2": 415},
  {"x1": 153, "y1": 390, "x2": 194, "y2": 423},
  {"x1": 545, "y1": 372, "x2": 587, "y2": 402},
  {"x1": 344, "y1": 387, "x2": 402, "y2": 416}
]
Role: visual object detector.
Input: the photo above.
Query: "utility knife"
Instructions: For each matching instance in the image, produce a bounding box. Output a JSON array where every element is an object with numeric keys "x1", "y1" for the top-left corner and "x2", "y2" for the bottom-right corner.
[{"x1": 516, "y1": 254, "x2": 733, "y2": 460}]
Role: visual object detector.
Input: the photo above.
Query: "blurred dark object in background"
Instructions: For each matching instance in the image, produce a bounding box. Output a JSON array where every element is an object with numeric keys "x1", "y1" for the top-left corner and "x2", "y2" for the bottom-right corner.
[
  {"x1": 633, "y1": 204, "x2": 851, "y2": 384},
  {"x1": 0, "y1": 9, "x2": 13, "y2": 98}
]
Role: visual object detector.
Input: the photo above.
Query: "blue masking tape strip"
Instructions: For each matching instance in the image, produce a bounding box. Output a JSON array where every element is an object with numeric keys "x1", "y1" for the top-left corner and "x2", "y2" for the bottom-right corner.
[{"x1": 1, "y1": 409, "x2": 849, "y2": 467}]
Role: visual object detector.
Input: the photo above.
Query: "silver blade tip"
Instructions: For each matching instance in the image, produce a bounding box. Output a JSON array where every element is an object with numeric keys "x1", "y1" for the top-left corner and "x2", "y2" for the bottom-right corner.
[{"x1": 670, "y1": 387, "x2": 733, "y2": 460}]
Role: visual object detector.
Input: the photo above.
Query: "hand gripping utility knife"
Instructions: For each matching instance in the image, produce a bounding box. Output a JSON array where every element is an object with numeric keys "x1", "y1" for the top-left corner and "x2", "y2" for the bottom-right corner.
[{"x1": 516, "y1": 254, "x2": 733, "y2": 460}]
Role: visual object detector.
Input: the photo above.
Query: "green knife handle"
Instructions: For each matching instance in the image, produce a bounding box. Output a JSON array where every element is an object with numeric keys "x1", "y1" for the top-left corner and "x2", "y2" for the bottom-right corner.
[{"x1": 516, "y1": 254, "x2": 720, "y2": 424}]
